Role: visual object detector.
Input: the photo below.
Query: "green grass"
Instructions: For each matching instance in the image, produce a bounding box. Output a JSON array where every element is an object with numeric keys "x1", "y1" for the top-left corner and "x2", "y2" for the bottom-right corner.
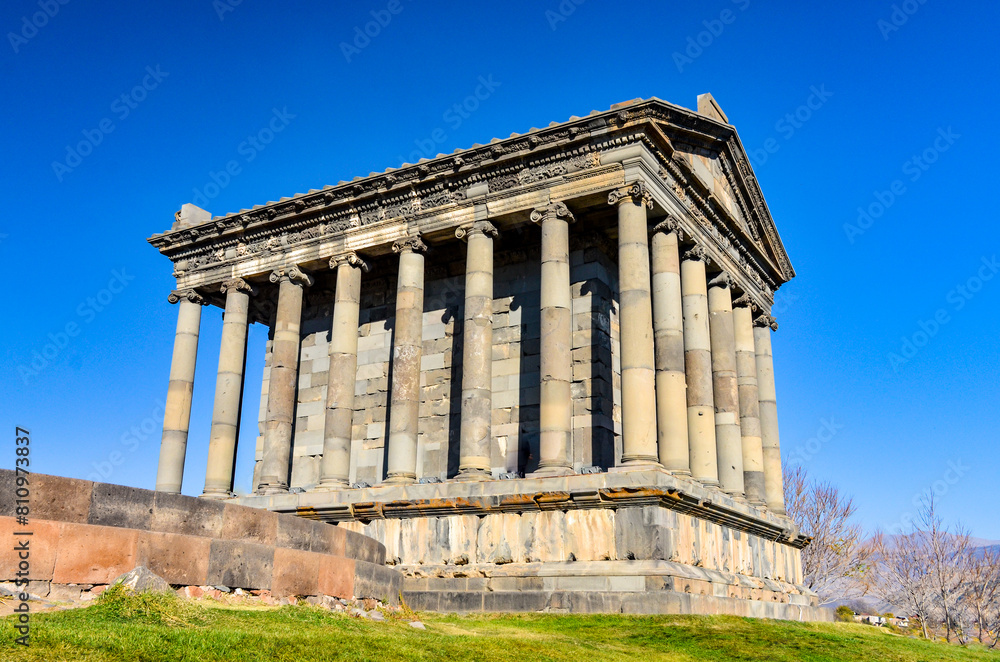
[{"x1": 2, "y1": 589, "x2": 998, "y2": 661}]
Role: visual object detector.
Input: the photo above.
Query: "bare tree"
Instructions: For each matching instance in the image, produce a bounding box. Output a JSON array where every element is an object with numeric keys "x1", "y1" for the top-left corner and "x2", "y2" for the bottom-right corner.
[
  {"x1": 783, "y1": 464, "x2": 873, "y2": 603},
  {"x1": 919, "y1": 497, "x2": 972, "y2": 643},
  {"x1": 964, "y1": 545, "x2": 1000, "y2": 644},
  {"x1": 871, "y1": 529, "x2": 934, "y2": 639}
]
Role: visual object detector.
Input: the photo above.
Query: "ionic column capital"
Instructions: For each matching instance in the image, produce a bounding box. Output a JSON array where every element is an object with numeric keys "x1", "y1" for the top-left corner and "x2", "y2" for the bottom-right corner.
[
  {"x1": 754, "y1": 314, "x2": 779, "y2": 331},
  {"x1": 455, "y1": 220, "x2": 499, "y2": 241},
  {"x1": 529, "y1": 201, "x2": 575, "y2": 224},
  {"x1": 652, "y1": 215, "x2": 685, "y2": 240},
  {"x1": 708, "y1": 271, "x2": 733, "y2": 290},
  {"x1": 329, "y1": 251, "x2": 369, "y2": 272},
  {"x1": 608, "y1": 181, "x2": 653, "y2": 209},
  {"x1": 220, "y1": 277, "x2": 257, "y2": 296},
  {"x1": 732, "y1": 292, "x2": 755, "y2": 309},
  {"x1": 682, "y1": 244, "x2": 709, "y2": 263},
  {"x1": 392, "y1": 235, "x2": 428, "y2": 254},
  {"x1": 167, "y1": 289, "x2": 208, "y2": 305},
  {"x1": 269, "y1": 265, "x2": 314, "y2": 287}
]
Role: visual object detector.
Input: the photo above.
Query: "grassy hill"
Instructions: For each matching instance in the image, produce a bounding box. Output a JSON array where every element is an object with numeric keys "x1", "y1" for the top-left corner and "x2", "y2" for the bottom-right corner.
[{"x1": 2, "y1": 590, "x2": 998, "y2": 661}]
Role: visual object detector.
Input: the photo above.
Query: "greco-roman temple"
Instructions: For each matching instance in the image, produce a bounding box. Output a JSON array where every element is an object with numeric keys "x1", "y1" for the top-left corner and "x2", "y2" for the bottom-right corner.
[{"x1": 149, "y1": 95, "x2": 824, "y2": 618}]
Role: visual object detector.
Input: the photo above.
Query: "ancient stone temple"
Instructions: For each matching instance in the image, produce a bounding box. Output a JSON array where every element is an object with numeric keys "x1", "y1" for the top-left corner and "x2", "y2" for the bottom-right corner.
[{"x1": 149, "y1": 94, "x2": 825, "y2": 618}]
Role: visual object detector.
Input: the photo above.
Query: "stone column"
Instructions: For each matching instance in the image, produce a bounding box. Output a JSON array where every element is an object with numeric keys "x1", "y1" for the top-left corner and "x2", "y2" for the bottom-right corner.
[
  {"x1": 316, "y1": 252, "x2": 368, "y2": 489},
  {"x1": 680, "y1": 245, "x2": 718, "y2": 486},
  {"x1": 754, "y1": 313, "x2": 786, "y2": 514},
  {"x1": 202, "y1": 278, "x2": 255, "y2": 498},
  {"x1": 257, "y1": 266, "x2": 313, "y2": 494},
  {"x1": 456, "y1": 221, "x2": 499, "y2": 480},
  {"x1": 531, "y1": 202, "x2": 575, "y2": 475},
  {"x1": 385, "y1": 236, "x2": 427, "y2": 484},
  {"x1": 650, "y1": 218, "x2": 689, "y2": 474},
  {"x1": 155, "y1": 290, "x2": 205, "y2": 494},
  {"x1": 734, "y1": 294, "x2": 766, "y2": 505},
  {"x1": 708, "y1": 272, "x2": 744, "y2": 498},
  {"x1": 608, "y1": 183, "x2": 659, "y2": 466}
]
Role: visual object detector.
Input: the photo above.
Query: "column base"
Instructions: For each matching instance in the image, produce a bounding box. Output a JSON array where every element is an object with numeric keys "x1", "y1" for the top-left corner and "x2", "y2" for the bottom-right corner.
[
  {"x1": 199, "y1": 490, "x2": 234, "y2": 500},
  {"x1": 384, "y1": 473, "x2": 417, "y2": 485},
  {"x1": 609, "y1": 459, "x2": 664, "y2": 473},
  {"x1": 454, "y1": 469, "x2": 492, "y2": 482},
  {"x1": 528, "y1": 466, "x2": 575, "y2": 478},
  {"x1": 256, "y1": 485, "x2": 289, "y2": 496},
  {"x1": 312, "y1": 479, "x2": 350, "y2": 492}
]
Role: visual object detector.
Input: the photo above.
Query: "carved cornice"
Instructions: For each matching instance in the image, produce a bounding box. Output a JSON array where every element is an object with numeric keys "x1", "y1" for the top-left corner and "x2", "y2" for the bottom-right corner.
[
  {"x1": 608, "y1": 181, "x2": 653, "y2": 209},
  {"x1": 529, "y1": 201, "x2": 575, "y2": 224},
  {"x1": 220, "y1": 277, "x2": 257, "y2": 296},
  {"x1": 455, "y1": 220, "x2": 499, "y2": 241},
  {"x1": 392, "y1": 236, "x2": 428, "y2": 254},
  {"x1": 708, "y1": 271, "x2": 732, "y2": 289},
  {"x1": 269, "y1": 265, "x2": 314, "y2": 287},
  {"x1": 754, "y1": 314, "x2": 779, "y2": 331},
  {"x1": 167, "y1": 289, "x2": 207, "y2": 305},
  {"x1": 652, "y1": 215, "x2": 685, "y2": 240},
  {"x1": 329, "y1": 251, "x2": 369, "y2": 272}
]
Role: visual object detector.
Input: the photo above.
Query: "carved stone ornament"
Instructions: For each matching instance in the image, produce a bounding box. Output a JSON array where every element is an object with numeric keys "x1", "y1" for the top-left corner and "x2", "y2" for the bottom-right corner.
[
  {"x1": 754, "y1": 314, "x2": 779, "y2": 331},
  {"x1": 529, "y1": 201, "x2": 575, "y2": 224},
  {"x1": 708, "y1": 271, "x2": 733, "y2": 289},
  {"x1": 608, "y1": 181, "x2": 653, "y2": 209},
  {"x1": 167, "y1": 289, "x2": 207, "y2": 305},
  {"x1": 220, "y1": 277, "x2": 258, "y2": 296},
  {"x1": 392, "y1": 236, "x2": 428, "y2": 254},
  {"x1": 455, "y1": 220, "x2": 499, "y2": 241},
  {"x1": 682, "y1": 244, "x2": 709, "y2": 263},
  {"x1": 732, "y1": 292, "x2": 755, "y2": 309},
  {"x1": 269, "y1": 265, "x2": 314, "y2": 287},
  {"x1": 652, "y1": 215, "x2": 685, "y2": 240},
  {"x1": 329, "y1": 251, "x2": 370, "y2": 272}
]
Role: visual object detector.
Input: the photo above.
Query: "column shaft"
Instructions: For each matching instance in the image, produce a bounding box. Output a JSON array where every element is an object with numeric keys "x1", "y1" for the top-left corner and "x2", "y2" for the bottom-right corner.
[
  {"x1": 708, "y1": 274, "x2": 744, "y2": 497},
  {"x1": 385, "y1": 238, "x2": 426, "y2": 484},
  {"x1": 754, "y1": 316, "x2": 786, "y2": 513},
  {"x1": 734, "y1": 301, "x2": 765, "y2": 505},
  {"x1": 611, "y1": 184, "x2": 659, "y2": 466},
  {"x1": 257, "y1": 267, "x2": 311, "y2": 494},
  {"x1": 650, "y1": 224, "x2": 689, "y2": 473},
  {"x1": 318, "y1": 254, "x2": 366, "y2": 488},
  {"x1": 155, "y1": 294, "x2": 203, "y2": 494},
  {"x1": 680, "y1": 248, "x2": 718, "y2": 485},
  {"x1": 457, "y1": 222, "x2": 497, "y2": 479},
  {"x1": 533, "y1": 203, "x2": 574, "y2": 474},
  {"x1": 202, "y1": 281, "x2": 253, "y2": 498}
]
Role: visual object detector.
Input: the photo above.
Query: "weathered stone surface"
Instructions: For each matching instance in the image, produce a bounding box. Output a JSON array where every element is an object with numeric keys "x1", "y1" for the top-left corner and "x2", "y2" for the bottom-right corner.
[
  {"x1": 206, "y1": 540, "x2": 275, "y2": 590},
  {"x1": 88, "y1": 483, "x2": 155, "y2": 530},
  {"x1": 112, "y1": 566, "x2": 172, "y2": 593},
  {"x1": 151, "y1": 491, "x2": 225, "y2": 538}
]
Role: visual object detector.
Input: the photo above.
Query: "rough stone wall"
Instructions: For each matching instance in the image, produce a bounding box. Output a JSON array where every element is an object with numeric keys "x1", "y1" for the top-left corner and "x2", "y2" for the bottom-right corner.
[{"x1": 252, "y1": 232, "x2": 622, "y2": 487}]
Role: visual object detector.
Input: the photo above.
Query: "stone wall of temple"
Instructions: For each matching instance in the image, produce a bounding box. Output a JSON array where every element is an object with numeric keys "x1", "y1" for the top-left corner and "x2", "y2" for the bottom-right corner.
[{"x1": 252, "y1": 230, "x2": 624, "y2": 489}]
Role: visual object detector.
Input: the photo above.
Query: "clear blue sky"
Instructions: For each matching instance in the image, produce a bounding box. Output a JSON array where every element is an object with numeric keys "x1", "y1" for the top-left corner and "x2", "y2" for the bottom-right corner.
[{"x1": 2, "y1": 0, "x2": 997, "y2": 538}]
